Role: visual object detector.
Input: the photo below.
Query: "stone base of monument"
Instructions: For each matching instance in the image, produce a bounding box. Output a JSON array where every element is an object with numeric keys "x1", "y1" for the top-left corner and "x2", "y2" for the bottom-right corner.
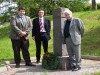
[{"x1": 58, "y1": 56, "x2": 70, "y2": 70}]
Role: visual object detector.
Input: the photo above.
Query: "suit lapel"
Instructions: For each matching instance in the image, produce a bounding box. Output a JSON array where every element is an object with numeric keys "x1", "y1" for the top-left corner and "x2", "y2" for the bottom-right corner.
[
  {"x1": 36, "y1": 18, "x2": 39, "y2": 26},
  {"x1": 17, "y1": 15, "x2": 24, "y2": 27},
  {"x1": 16, "y1": 15, "x2": 22, "y2": 25},
  {"x1": 19, "y1": 18, "x2": 23, "y2": 25},
  {"x1": 70, "y1": 18, "x2": 74, "y2": 28},
  {"x1": 17, "y1": 15, "x2": 26, "y2": 27},
  {"x1": 23, "y1": 16, "x2": 27, "y2": 27},
  {"x1": 44, "y1": 18, "x2": 46, "y2": 27}
]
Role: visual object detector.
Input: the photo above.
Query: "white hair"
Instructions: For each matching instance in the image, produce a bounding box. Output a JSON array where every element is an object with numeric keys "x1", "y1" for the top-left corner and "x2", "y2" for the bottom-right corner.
[{"x1": 64, "y1": 9, "x2": 72, "y2": 14}]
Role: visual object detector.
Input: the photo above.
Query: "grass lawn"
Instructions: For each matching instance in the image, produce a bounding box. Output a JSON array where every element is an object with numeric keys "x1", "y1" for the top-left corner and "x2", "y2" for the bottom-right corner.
[
  {"x1": 0, "y1": 10, "x2": 100, "y2": 62},
  {"x1": 73, "y1": 10, "x2": 100, "y2": 56},
  {"x1": 84, "y1": 72, "x2": 100, "y2": 75}
]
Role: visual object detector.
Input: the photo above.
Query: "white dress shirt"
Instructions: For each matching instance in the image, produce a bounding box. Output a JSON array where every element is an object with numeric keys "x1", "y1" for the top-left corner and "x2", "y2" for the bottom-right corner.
[{"x1": 39, "y1": 17, "x2": 46, "y2": 32}]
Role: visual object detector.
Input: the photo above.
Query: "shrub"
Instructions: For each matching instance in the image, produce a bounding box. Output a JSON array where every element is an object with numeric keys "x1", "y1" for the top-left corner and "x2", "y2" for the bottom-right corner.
[
  {"x1": 97, "y1": 3, "x2": 100, "y2": 9},
  {"x1": 42, "y1": 52, "x2": 59, "y2": 70},
  {"x1": 84, "y1": 4, "x2": 92, "y2": 11}
]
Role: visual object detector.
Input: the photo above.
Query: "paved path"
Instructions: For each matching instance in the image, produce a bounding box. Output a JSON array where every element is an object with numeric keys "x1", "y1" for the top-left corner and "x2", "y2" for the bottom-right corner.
[{"x1": 0, "y1": 59, "x2": 100, "y2": 75}]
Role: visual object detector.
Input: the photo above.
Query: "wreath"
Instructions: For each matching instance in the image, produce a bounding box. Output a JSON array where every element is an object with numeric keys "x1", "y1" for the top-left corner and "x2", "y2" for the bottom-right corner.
[{"x1": 42, "y1": 52, "x2": 59, "y2": 70}]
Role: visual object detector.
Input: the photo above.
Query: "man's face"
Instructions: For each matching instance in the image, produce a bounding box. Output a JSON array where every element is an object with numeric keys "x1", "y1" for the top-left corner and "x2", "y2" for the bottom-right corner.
[
  {"x1": 18, "y1": 9, "x2": 25, "y2": 16},
  {"x1": 38, "y1": 10, "x2": 44, "y2": 17},
  {"x1": 64, "y1": 12, "x2": 72, "y2": 20}
]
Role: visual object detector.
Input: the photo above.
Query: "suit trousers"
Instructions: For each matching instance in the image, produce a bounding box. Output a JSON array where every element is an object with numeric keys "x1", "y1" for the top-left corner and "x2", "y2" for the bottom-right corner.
[
  {"x1": 11, "y1": 38, "x2": 31, "y2": 64},
  {"x1": 35, "y1": 33, "x2": 48, "y2": 61},
  {"x1": 65, "y1": 36, "x2": 81, "y2": 67}
]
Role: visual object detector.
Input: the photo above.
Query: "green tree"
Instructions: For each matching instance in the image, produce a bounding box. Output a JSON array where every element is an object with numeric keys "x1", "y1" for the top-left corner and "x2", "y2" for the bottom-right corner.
[
  {"x1": 0, "y1": 0, "x2": 2, "y2": 3},
  {"x1": 0, "y1": 0, "x2": 89, "y2": 20},
  {"x1": 0, "y1": 7, "x2": 17, "y2": 24}
]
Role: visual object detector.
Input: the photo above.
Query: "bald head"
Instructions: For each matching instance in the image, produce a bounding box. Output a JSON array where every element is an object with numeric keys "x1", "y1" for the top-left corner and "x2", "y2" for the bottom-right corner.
[{"x1": 64, "y1": 9, "x2": 72, "y2": 20}]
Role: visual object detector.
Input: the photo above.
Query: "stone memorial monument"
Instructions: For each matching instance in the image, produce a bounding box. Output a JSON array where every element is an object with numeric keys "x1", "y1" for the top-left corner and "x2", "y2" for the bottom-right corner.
[{"x1": 53, "y1": 8, "x2": 70, "y2": 70}]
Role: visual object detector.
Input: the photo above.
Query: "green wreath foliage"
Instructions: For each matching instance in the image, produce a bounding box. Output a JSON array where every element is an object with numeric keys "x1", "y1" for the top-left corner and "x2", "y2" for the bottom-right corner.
[{"x1": 42, "y1": 52, "x2": 59, "y2": 70}]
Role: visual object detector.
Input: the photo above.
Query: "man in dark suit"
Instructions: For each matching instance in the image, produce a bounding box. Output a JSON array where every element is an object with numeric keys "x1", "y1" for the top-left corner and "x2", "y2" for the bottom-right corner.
[
  {"x1": 9, "y1": 7, "x2": 35, "y2": 68},
  {"x1": 32, "y1": 9, "x2": 51, "y2": 63}
]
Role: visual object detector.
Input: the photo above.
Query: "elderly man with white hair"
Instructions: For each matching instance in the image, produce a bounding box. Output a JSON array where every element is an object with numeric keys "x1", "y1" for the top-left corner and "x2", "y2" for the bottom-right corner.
[{"x1": 63, "y1": 9, "x2": 84, "y2": 71}]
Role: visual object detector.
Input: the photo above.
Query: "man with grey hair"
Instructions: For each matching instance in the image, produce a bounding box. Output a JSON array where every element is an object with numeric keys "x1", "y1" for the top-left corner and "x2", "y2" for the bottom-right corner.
[{"x1": 63, "y1": 9, "x2": 84, "y2": 71}]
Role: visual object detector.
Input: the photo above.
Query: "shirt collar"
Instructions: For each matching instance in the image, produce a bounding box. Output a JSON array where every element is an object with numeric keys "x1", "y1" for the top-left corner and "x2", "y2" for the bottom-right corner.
[
  {"x1": 19, "y1": 15, "x2": 24, "y2": 18},
  {"x1": 39, "y1": 17, "x2": 43, "y2": 20}
]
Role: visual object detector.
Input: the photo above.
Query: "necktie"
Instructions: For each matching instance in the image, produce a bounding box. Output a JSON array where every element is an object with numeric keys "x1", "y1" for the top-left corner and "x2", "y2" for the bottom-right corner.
[
  {"x1": 39, "y1": 19, "x2": 43, "y2": 32},
  {"x1": 20, "y1": 16, "x2": 24, "y2": 25}
]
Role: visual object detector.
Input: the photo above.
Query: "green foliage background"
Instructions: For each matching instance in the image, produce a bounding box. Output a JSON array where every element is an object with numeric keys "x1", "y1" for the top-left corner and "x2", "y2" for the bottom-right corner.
[
  {"x1": 0, "y1": 10, "x2": 100, "y2": 62},
  {"x1": 0, "y1": 0, "x2": 90, "y2": 24},
  {"x1": 16, "y1": 0, "x2": 89, "y2": 17}
]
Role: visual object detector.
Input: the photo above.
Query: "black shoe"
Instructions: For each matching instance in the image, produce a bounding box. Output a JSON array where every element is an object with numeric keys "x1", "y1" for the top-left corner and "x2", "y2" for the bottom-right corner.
[
  {"x1": 15, "y1": 64, "x2": 20, "y2": 68},
  {"x1": 76, "y1": 65, "x2": 81, "y2": 70},
  {"x1": 25, "y1": 63, "x2": 36, "y2": 66},
  {"x1": 71, "y1": 66, "x2": 79, "y2": 71}
]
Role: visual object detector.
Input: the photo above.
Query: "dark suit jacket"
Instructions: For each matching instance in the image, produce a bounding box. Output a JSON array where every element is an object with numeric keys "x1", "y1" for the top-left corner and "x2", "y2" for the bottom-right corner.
[{"x1": 32, "y1": 18, "x2": 51, "y2": 40}]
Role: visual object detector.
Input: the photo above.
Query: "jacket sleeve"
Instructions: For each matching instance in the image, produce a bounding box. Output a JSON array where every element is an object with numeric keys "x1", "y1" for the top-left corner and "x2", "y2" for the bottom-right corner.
[
  {"x1": 77, "y1": 18, "x2": 85, "y2": 37},
  {"x1": 48, "y1": 19, "x2": 51, "y2": 36},
  {"x1": 32, "y1": 19, "x2": 36, "y2": 36},
  {"x1": 10, "y1": 16, "x2": 22, "y2": 35}
]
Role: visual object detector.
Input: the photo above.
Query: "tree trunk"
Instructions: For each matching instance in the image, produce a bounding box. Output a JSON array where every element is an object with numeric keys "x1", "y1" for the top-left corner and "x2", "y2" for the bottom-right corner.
[{"x1": 92, "y1": 0, "x2": 97, "y2": 10}]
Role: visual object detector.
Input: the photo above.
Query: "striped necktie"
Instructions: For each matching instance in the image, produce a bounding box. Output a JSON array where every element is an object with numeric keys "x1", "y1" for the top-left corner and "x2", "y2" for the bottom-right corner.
[{"x1": 39, "y1": 18, "x2": 43, "y2": 32}]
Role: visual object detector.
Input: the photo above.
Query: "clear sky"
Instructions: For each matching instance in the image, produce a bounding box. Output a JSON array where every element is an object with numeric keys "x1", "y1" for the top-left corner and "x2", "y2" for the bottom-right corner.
[{"x1": 89, "y1": 0, "x2": 100, "y2": 3}]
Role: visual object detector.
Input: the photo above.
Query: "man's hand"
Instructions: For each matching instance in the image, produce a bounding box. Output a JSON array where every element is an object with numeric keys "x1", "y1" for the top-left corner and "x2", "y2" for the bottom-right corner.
[
  {"x1": 32, "y1": 36, "x2": 35, "y2": 40},
  {"x1": 19, "y1": 31, "x2": 27, "y2": 37}
]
